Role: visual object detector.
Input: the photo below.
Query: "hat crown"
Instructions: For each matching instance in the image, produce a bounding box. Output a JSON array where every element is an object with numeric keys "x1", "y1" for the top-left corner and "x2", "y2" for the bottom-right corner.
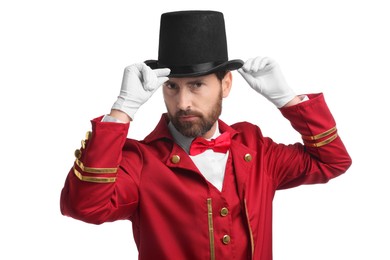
[
  {"x1": 145, "y1": 10, "x2": 243, "y2": 77},
  {"x1": 158, "y1": 10, "x2": 228, "y2": 66}
]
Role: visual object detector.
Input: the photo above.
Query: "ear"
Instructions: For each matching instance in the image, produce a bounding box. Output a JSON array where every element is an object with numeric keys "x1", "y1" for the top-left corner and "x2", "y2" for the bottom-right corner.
[{"x1": 222, "y1": 71, "x2": 232, "y2": 98}]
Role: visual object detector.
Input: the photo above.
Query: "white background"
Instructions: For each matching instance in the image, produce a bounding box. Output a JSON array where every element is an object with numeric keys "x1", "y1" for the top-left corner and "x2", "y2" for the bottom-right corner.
[{"x1": 1, "y1": 0, "x2": 389, "y2": 259}]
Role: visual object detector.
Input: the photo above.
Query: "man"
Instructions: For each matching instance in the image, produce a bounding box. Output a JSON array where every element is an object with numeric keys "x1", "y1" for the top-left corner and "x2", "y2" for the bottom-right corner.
[{"x1": 60, "y1": 10, "x2": 352, "y2": 260}]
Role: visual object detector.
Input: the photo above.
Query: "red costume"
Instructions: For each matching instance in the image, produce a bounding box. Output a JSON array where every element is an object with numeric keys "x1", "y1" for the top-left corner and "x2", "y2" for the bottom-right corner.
[{"x1": 60, "y1": 93, "x2": 352, "y2": 259}]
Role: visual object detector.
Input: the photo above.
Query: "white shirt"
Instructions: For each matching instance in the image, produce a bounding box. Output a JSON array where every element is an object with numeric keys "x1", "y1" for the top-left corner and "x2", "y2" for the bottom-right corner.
[{"x1": 168, "y1": 122, "x2": 228, "y2": 191}]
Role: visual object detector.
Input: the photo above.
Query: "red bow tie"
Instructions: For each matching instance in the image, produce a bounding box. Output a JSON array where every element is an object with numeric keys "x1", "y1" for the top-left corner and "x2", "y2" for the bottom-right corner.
[{"x1": 189, "y1": 132, "x2": 231, "y2": 156}]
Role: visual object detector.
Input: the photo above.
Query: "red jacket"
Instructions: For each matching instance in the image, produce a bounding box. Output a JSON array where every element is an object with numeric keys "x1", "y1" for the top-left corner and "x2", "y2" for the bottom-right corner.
[{"x1": 60, "y1": 93, "x2": 352, "y2": 259}]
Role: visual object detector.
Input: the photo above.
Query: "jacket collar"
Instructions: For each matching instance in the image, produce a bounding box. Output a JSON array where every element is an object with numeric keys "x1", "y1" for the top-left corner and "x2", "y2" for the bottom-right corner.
[{"x1": 143, "y1": 113, "x2": 255, "y2": 199}]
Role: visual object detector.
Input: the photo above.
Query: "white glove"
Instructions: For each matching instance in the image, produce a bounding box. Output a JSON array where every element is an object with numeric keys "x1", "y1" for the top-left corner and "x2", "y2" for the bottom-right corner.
[
  {"x1": 112, "y1": 63, "x2": 170, "y2": 120},
  {"x1": 238, "y1": 56, "x2": 296, "y2": 108}
]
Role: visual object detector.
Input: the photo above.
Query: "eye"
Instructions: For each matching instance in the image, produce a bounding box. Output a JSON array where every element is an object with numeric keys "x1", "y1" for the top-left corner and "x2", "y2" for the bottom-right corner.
[
  {"x1": 191, "y1": 82, "x2": 204, "y2": 89},
  {"x1": 164, "y1": 82, "x2": 178, "y2": 89}
]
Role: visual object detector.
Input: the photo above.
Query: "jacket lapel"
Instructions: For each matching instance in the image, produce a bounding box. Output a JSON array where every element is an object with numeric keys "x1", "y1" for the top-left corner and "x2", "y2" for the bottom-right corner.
[
  {"x1": 230, "y1": 140, "x2": 257, "y2": 200},
  {"x1": 143, "y1": 114, "x2": 257, "y2": 187}
]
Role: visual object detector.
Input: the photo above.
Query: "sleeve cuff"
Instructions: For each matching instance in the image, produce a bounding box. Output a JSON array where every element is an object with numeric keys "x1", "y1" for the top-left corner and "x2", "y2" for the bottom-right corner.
[{"x1": 102, "y1": 114, "x2": 126, "y2": 123}]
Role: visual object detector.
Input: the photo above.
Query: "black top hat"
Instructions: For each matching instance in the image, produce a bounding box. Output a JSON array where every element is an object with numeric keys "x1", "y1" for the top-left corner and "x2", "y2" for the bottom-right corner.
[{"x1": 145, "y1": 10, "x2": 243, "y2": 78}]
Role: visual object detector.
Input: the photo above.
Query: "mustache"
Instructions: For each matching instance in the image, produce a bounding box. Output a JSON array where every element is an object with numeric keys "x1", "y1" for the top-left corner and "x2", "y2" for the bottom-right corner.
[{"x1": 175, "y1": 109, "x2": 203, "y2": 117}]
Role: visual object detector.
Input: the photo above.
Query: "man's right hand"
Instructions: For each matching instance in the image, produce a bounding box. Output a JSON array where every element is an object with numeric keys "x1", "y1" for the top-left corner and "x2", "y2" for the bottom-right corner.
[{"x1": 111, "y1": 63, "x2": 170, "y2": 121}]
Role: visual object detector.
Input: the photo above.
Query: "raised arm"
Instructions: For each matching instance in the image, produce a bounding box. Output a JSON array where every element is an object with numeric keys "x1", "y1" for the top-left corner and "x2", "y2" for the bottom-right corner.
[{"x1": 60, "y1": 63, "x2": 170, "y2": 224}]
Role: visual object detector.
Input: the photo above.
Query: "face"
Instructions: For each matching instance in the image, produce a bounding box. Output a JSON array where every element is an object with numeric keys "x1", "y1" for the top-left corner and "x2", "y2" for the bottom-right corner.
[{"x1": 163, "y1": 72, "x2": 232, "y2": 138}]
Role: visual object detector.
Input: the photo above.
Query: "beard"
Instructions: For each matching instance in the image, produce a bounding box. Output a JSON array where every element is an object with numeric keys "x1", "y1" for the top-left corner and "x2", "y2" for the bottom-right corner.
[{"x1": 167, "y1": 91, "x2": 223, "y2": 138}]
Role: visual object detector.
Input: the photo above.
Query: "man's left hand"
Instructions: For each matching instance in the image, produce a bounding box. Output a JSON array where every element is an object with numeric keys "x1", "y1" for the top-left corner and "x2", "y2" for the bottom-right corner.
[{"x1": 238, "y1": 56, "x2": 296, "y2": 108}]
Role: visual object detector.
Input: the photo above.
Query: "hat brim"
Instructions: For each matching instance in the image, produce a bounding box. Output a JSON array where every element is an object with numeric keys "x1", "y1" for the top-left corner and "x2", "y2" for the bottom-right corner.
[{"x1": 144, "y1": 59, "x2": 244, "y2": 78}]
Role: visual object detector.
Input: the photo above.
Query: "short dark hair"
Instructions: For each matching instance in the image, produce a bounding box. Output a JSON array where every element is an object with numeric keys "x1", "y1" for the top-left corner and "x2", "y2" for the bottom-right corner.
[{"x1": 215, "y1": 70, "x2": 229, "y2": 81}]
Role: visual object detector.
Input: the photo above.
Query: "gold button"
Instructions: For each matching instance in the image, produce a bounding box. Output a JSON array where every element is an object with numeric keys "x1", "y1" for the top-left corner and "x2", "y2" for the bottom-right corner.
[
  {"x1": 171, "y1": 155, "x2": 180, "y2": 164},
  {"x1": 81, "y1": 140, "x2": 86, "y2": 149},
  {"x1": 74, "y1": 149, "x2": 82, "y2": 159},
  {"x1": 222, "y1": 235, "x2": 231, "y2": 245},
  {"x1": 85, "y1": 131, "x2": 92, "y2": 140},
  {"x1": 244, "y1": 153, "x2": 252, "y2": 162},
  {"x1": 220, "y1": 207, "x2": 229, "y2": 217}
]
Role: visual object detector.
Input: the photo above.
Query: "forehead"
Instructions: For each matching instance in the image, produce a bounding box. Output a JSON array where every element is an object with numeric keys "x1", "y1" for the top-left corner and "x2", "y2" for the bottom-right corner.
[{"x1": 167, "y1": 73, "x2": 217, "y2": 84}]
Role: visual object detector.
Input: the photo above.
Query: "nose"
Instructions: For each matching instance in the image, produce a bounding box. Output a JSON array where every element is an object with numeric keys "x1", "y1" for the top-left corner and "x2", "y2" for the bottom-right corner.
[{"x1": 176, "y1": 87, "x2": 192, "y2": 111}]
